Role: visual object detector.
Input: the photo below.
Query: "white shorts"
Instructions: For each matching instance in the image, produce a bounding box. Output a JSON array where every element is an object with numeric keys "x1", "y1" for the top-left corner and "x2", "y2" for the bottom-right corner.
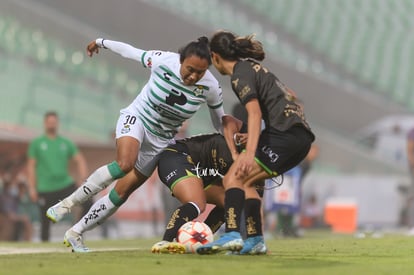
[{"x1": 115, "y1": 110, "x2": 172, "y2": 177}]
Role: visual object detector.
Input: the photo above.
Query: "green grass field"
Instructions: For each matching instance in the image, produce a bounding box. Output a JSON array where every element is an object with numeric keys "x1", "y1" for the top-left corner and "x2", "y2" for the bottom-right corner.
[{"x1": 1, "y1": 231, "x2": 413, "y2": 275}]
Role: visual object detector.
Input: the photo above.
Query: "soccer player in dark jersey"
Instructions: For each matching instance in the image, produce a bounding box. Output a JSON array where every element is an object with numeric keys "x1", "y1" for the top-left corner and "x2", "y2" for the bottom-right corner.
[
  {"x1": 152, "y1": 115, "x2": 246, "y2": 253},
  {"x1": 197, "y1": 30, "x2": 315, "y2": 255},
  {"x1": 151, "y1": 134, "x2": 228, "y2": 253}
]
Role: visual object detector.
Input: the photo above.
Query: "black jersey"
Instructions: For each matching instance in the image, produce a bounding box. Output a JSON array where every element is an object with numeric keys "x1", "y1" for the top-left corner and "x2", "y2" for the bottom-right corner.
[
  {"x1": 175, "y1": 133, "x2": 232, "y2": 183},
  {"x1": 231, "y1": 60, "x2": 314, "y2": 137}
]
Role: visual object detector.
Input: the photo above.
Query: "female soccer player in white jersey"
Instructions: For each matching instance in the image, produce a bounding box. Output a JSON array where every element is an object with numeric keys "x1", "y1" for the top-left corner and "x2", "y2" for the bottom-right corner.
[{"x1": 46, "y1": 36, "x2": 225, "y2": 252}]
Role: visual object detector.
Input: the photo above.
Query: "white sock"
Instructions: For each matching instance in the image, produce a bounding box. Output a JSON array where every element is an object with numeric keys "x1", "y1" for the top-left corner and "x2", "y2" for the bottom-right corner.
[
  {"x1": 66, "y1": 165, "x2": 114, "y2": 206},
  {"x1": 72, "y1": 194, "x2": 118, "y2": 234}
]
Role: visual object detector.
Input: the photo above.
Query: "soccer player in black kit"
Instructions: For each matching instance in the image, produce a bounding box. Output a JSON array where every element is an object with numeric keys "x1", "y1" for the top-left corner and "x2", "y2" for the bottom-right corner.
[
  {"x1": 152, "y1": 115, "x2": 246, "y2": 254},
  {"x1": 197, "y1": 30, "x2": 315, "y2": 255}
]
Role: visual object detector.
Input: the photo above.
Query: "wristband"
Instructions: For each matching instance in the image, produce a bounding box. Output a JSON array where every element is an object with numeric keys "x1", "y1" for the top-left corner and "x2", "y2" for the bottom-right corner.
[
  {"x1": 96, "y1": 38, "x2": 107, "y2": 49},
  {"x1": 101, "y1": 39, "x2": 107, "y2": 49}
]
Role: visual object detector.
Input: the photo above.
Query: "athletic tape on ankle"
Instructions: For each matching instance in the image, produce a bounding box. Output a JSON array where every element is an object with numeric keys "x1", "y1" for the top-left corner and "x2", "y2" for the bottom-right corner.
[
  {"x1": 109, "y1": 189, "x2": 126, "y2": 206},
  {"x1": 107, "y1": 161, "x2": 126, "y2": 179}
]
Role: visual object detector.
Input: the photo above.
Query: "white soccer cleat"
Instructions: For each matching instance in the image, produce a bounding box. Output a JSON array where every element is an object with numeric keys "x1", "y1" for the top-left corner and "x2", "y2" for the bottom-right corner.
[
  {"x1": 151, "y1": 240, "x2": 186, "y2": 254},
  {"x1": 63, "y1": 229, "x2": 90, "y2": 253},
  {"x1": 46, "y1": 200, "x2": 72, "y2": 223}
]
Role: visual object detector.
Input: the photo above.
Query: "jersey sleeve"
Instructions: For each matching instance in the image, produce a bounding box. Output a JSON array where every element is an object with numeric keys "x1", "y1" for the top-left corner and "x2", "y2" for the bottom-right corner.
[
  {"x1": 27, "y1": 140, "x2": 37, "y2": 159},
  {"x1": 231, "y1": 62, "x2": 258, "y2": 105},
  {"x1": 66, "y1": 139, "x2": 79, "y2": 158},
  {"x1": 206, "y1": 79, "x2": 225, "y2": 133},
  {"x1": 206, "y1": 82, "x2": 224, "y2": 110},
  {"x1": 97, "y1": 39, "x2": 144, "y2": 62},
  {"x1": 96, "y1": 39, "x2": 166, "y2": 70},
  {"x1": 140, "y1": 50, "x2": 169, "y2": 70}
]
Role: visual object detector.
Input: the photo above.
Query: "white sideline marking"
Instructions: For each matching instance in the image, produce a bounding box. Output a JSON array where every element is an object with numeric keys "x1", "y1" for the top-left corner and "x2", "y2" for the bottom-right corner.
[{"x1": 0, "y1": 247, "x2": 139, "y2": 255}]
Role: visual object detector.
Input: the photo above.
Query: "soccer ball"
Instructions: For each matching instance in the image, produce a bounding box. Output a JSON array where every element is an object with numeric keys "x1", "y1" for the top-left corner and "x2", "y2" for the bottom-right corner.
[{"x1": 177, "y1": 221, "x2": 214, "y2": 253}]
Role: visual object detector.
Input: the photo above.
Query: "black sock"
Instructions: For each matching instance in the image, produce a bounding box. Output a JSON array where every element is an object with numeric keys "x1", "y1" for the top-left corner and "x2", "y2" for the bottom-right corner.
[
  {"x1": 244, "y1": 198, "x2": 262, "y2": 238},
  {"x1": 224, "y1": 188, "x2": 245, "y2": 233},
  {"x1": 203, "y1": 206, "x2": 225, "y2": 233},
  {"x1": 255, "y1": 180, "x2": 265, "y2": 198},
  {"x1": 162, "y1": 202, "x2": 199, "y2": 241}
]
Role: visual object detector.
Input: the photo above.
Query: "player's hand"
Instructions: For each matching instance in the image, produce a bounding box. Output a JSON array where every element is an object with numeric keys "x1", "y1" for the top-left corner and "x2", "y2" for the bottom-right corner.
[
  {"x1": 234, "y1": 133, "x2": 248, "y2": 146},
  {"x1": 235, "y1": 152, "x2": 255, "y2": 178},
  {"x1": 86, "y1": 40, "x2": 99, "y2": 57}
]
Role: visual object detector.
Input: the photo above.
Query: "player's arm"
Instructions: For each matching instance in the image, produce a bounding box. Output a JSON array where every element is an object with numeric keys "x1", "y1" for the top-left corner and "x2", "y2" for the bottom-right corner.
[
  {"x1": 26, "y1": 157, "x2": 37, "y2": 202},
  {"x1": 87, "y1": 38, "x2": 145, "y2": 63},
  {"x1": 244, "y1": 99, "x2": 262, "y2": 159},
  {"x1": 207, "y1": 83, "x2": 225, "y2": 133},
  {"x1": 208, "y1": 106, "x2": 225, "y2": 134},
  {"x1": 222, "y1": 115, "x2": 243, "y2": 160}
]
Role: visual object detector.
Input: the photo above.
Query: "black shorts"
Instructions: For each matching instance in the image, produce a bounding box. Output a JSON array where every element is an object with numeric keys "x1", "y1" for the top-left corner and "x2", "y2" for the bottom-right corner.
[
  {"x1": 255, "y1": 125, "x2": 314, "y2": 176},
  {"x1": 157, "y1": 143, "x2": 209, "y2": 191}
]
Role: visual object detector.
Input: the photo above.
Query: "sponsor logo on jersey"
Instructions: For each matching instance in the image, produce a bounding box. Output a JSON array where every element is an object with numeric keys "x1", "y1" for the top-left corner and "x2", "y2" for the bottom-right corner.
[
  {"x1": 166, "y1": 90, "x2": 187, "y2": 106},
  {"x1": 238, "y1": 85, "x2": 251, "y2": 99},
  {"x1": 163, "y1": 72, "x2": 171, "y2": 81},
  {"x1": 232, "y1": 78, "x2": 239, "y2": 89}
]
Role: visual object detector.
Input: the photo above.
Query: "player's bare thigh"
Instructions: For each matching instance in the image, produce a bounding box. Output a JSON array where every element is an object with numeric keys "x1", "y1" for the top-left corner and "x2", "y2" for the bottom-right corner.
[
  {"x1": 116, "y1": 136, "x2": 139, "y2": 173},
  {"x1": 172, "y1": 177, "x2": 207, "y2": 212}
]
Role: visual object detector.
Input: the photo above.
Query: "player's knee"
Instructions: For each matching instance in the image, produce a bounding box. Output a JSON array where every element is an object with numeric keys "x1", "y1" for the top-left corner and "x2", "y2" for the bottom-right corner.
[{"x1": 116, "y1": 159, "x2": 134, "y2": 173}]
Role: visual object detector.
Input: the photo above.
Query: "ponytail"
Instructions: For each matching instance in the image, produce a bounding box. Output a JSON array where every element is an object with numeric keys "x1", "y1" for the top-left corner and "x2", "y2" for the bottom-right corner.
[{"x1": 210, "y1": 30, "x2": 265, "y2": 61}]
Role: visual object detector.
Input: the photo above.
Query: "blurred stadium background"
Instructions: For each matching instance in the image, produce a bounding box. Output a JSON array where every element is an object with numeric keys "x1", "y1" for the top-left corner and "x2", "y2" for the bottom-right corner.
[{"x1": 1, "y1": 0, "x2": 413, "y2": 240}]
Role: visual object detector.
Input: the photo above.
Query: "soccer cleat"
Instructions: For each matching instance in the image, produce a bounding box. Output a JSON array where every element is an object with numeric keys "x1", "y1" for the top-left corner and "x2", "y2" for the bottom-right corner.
[
  {"x1": 151, "y1": 241, "x2": 186, "y2": 254},
  {"x1": 46, "y1": 200, "x2": 72, "y2": 223},
  {"x1": 239, "y1": 236, "x2": 267, "y2": 255},
  {"x1": 63, "y1": 229, "x2": 90, "y2": 253},
  {"x1": 196, "y1": 231, "x2": 243, "y2": 255}
]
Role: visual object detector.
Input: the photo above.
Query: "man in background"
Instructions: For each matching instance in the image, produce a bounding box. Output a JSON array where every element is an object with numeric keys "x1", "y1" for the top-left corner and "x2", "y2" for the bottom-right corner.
[{"x1": 27, "y1": 111, "x2": 88, "y2": 242}]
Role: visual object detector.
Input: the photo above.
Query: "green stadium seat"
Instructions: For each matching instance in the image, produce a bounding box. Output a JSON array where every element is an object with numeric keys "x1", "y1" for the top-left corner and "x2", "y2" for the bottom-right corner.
[
  {"x1": 239, "y1": 0, "x2": 414, "y2": 109},
  {"x1": 0, "y1": 15, "x2": 146, "y2": 142}
]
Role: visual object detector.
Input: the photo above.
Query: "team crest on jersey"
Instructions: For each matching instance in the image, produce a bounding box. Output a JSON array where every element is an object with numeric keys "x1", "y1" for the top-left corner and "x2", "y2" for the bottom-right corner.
[
  {"x1": 121, "y1": 125, "x2": 131, "y2": 134},
  {"x1": 193, "y1": 85, "x2": 204, "y2": 96}
]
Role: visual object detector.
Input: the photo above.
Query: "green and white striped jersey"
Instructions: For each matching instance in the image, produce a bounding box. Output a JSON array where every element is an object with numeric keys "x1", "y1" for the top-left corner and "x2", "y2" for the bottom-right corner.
[
  {"x1": 123, "y1": 50, "x2": 224, "y2": 139},
  {"x1": 96, "y1": 39, "x2": 224, "y2": 139}
]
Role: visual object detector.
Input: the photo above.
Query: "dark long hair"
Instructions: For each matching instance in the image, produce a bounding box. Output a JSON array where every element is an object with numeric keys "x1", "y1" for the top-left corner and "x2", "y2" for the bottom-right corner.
[
  {"x1": 210, "y1": 30, "x2": 265, "y2": 61},
  {"x1": 178, "y1": 36, "x2": 212, "y2": 65}
]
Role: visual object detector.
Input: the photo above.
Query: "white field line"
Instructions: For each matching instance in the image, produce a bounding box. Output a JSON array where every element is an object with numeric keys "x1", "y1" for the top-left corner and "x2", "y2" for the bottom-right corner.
[{"x1": 0, "y1": 246, "x2": 140, "y2": 255}]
